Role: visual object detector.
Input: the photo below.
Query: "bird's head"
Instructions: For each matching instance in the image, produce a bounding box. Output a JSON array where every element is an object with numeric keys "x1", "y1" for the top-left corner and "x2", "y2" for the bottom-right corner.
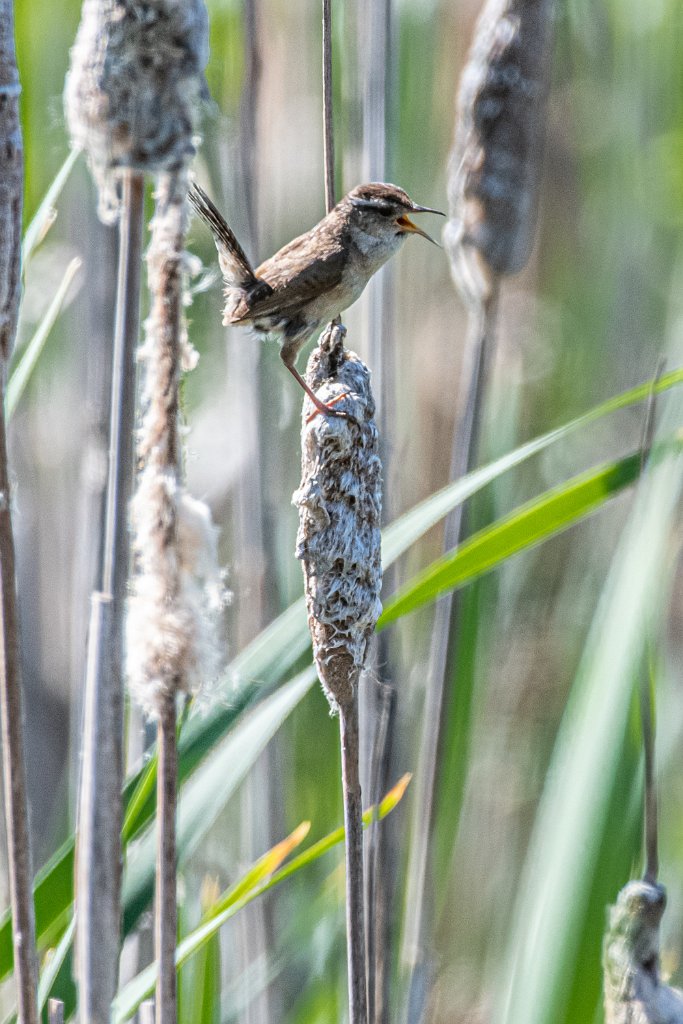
[{"x1": 343, "y1": 183, "x2": 444, "y2": 253}]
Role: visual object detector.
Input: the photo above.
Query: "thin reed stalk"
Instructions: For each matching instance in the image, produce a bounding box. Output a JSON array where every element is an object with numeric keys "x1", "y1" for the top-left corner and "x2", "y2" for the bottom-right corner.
[
  {"x1": 403, "y1": 1, "x2": 554, "y2": 1017},
  {"x1": 402, "y1": 286, "x2": 499, "y2": 984},
  {"x1": 339, "y1": 689, "x2": 367, "y2": 1024},
  {"x1": 156, "y1": 692, "x2": 178, "y2": 1024},
  {"x1": 48, "y1": 998, "x2": 65, "y2": 1024},
  {"x1": 638, "y1": 362, "x2": 663, "y2": 887},
  {"x1": 358, "y1": 2, "x2": 396, "y2": 1020},
  {"x1": 322, "y1": 0, "x2": 335, "y2": 213},
  {"x1": 234, "y1": 11, "x2": 275, "y2": 1023},
  {"x1": 318, "y1": 7, "x2": 371, "y2": 1019},
  {"x1": 0, "y1": 4, "x2": 39, "y2": 1021},
  {"x1": 76, "y1": 169, "x2": 144, "y2": 1024}
]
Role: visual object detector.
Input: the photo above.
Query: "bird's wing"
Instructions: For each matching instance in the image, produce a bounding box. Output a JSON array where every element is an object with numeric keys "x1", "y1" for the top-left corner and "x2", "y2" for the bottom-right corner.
[{"x1": 231, "y1": 223, "x2": 346, "y2": 323}]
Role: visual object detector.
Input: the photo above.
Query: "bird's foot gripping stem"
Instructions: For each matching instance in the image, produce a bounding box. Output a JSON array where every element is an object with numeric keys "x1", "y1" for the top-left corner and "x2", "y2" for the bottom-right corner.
[{"x1": 286, "y1": 362, "x2": 350, "y2": 421}]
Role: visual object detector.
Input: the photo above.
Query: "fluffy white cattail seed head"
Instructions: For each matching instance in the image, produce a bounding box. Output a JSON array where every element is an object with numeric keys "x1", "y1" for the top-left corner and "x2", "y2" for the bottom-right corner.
[{"x1": 126, "y1": 172, "x2": 225, "y2": 719}]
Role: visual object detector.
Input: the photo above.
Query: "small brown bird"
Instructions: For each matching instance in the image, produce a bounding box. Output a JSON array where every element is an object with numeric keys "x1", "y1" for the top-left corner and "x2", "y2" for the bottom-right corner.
[{"x1": 188, "y1": 181, "x2": 443, "y2": 415}]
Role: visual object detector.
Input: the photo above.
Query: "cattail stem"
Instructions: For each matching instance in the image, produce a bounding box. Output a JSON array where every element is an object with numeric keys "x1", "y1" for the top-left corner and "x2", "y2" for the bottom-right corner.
[
  {"x1": 48, "y1": 998, "x2": 65, "y2": 1024},
  {"x1": 322, "y1": 0, "x2": 335, "y2": 213},
  {"x1": 403, "y1": 284, "x2": 499, "y2": 1006},
  {"x1": 638, "y1": 364, "x2": 663, "y2": 886},
  {"x1": 103, "y1": 170, "x2": 145, "y2": 600},
  {"x1": 155, "y1": 692, "x2": 178, "y2": 1024},
  {"x1": 339, "y1": 688, "x2": 368, "y2": 1024},
  {"x1": 0, "y1": 4, "x2": 38, "y2": 1020},
  {"x1": 77, "y1": 169, "x2": 144, "y2": 1024},
  {"x1": 0, "y1": 411, "x2": 38, "y2": 1024},
  {"x1": 640, "y1": 667, "x2": 658, "y2": 885}
]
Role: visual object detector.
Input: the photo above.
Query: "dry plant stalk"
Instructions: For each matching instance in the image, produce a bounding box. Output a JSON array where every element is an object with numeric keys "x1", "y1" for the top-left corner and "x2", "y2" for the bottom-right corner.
[
  {"x1": 126, "y1": 168, "x2": 223, "y2": 1024},
  {"x1": 603, "y1": 880, "x2": 683, "y2": 1024},
  {"x1": 404, "y1": 1, "x2": 554, "y2": 1013},
  {"x1": 0, "y1": 4, "x2": 39, "y2": 1022},
  {"x1": 321, "y1": 0, "x2": 335, "y2": 213},
  {"x1": 294, "y1": 322, "x2": 382, "y2": 1024},
  {"x1": 65, "y1": 1, "x2": 208, "y2": 1020}
]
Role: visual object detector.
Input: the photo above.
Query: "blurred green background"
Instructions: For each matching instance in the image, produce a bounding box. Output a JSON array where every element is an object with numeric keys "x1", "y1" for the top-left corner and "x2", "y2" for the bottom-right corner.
[{"x1": 3, "y1": 1, "x2": 683, "y2": 1022}]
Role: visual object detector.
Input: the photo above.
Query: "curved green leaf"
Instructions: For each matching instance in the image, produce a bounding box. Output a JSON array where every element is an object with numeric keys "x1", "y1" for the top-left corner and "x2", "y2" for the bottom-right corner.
[
  {"x1": 380, "y1": 367, "x2": 683, "y2": 566},
  {"x1": 112, "y1": 774, "x2": 410, "y2": 1022},
  {"x1": 494, "y1": 400, "x2": 683, "y2": 1024},
  {"x1": 7, "y1": 258, "x2": 81, "y2": 419},
  {"x1": 378, "y1": 446, "x2": 677, "y2": 628},
  {"x1": 22, "y1": 148, "x2": 80, "y2": 267}
]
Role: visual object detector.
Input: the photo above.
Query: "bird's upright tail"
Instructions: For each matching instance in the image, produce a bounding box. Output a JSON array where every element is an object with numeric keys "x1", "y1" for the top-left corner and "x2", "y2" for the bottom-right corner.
[{"x1": 188, "y1": 181, "x2": 257, "y2": 289}]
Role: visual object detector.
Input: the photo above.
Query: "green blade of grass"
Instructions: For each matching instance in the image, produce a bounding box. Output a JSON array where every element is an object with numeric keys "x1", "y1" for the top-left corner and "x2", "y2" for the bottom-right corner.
[
  {"x1": 37, "y1": 916, "x2": 75, "y2": 1012},
  {"x1": 22, "y1": 148, "x2": 80, "y2": 267},
  {"x1": 112, "y1": 775, "x2": 410, "y2": 1022},
  {"x1": 380, "y1": 367, "x2": 683, "y2": 566},
  {"x1": 379, "y1": 443, "x2": 681, "y2": 628},
  {"x1": 6, "y1": 257, "x2": 81, "y2": 419},
  {"x1": 494, "y1": 395, "x2": 683, "y2": 1024}
]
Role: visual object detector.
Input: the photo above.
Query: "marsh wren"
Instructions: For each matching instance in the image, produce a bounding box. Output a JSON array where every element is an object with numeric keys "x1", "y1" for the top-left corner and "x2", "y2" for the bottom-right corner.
[{"x1": 188, "y1": 181, "x2": 443, "y2": 415}]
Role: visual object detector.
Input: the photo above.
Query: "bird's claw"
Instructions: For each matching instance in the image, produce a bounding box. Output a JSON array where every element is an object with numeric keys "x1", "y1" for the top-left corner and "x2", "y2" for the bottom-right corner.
[{"x1": 305, "y1": 391, "x2": 352, "y2": 424}]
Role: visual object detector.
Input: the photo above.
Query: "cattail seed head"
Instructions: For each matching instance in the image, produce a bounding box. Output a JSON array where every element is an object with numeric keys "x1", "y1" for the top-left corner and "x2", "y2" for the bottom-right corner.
[
  {"x1": 603, "y1": 880, "x2": 683, "y2": 1023},
  {"x1": 294, "y1": 324, "x2": 382, "y2": 712},
  {"x1": 126, "y1": 171, "x2": 224, "y2": 719},
  {"x1": 445, "y1": 0, "x2": 554, "y2": 302},
  {"x1": 65, "y1": 0, "x2": 208, "y2": 222}
]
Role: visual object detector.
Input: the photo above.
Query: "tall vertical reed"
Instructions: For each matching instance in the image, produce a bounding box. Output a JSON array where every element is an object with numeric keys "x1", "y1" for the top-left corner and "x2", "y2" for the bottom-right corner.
[
  {"x1": 298, "y1": 7, "x2": 382, "y2": 1021},
  {"x1": 359, "y1": 2, "x2": 396, "y2": 1020},
  {"x1": 404, "y1": 0, "x2": 554, "y2": 1017},
  {"x1": 65, "y1": 1, "x2": 209, "y2": 1019},
  {"x1": 0, "y1": 4, "x2": 39, "y2": 1021}
]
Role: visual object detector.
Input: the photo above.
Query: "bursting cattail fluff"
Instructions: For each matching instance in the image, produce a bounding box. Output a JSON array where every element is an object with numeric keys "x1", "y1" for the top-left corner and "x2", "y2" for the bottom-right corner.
[
  {"x1": 445, "y1": 0, "x2": 554, "y2": 301},
  {"x1": 294, "y1": 324, "x2": 382, "y2": 711},
  {"x1": 603, "y1": 880, "x2": 683, "y2": 1024},
  {"x1": 126, "y1": 171, "x2": 224, "y2": 719},
  {"x1": 65, "y1": 0, "x2": 208, "y2": 222}
]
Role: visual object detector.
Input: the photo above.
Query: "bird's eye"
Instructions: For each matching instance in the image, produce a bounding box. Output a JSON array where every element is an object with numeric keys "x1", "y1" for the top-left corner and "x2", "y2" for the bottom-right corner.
[{"x1": 377, "y1": 206, "x2": 395, "y2": 218}]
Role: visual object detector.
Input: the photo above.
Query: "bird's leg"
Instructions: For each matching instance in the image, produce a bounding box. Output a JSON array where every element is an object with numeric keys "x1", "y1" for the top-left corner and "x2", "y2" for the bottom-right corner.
[
  {"x1": 284, "y1": 361, "x2": 349, "y2": 420},
  {"x1": 281, "y1": 334, "x2": 349, "y2": 419}
]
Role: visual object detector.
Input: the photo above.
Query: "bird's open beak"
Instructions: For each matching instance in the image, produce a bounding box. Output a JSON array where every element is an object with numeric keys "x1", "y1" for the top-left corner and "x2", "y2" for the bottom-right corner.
[
  {"x1": 411, "y1": 203, "x2": 446, "y2": 216},
  {"x1": 396, "y1": 213, "x2": 442, "y2": 247}
]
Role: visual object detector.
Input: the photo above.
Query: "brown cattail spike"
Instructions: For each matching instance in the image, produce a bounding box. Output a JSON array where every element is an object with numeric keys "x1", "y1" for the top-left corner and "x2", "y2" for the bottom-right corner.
[
  {"x1": 445, "y1": 0, "x2": 554, "y2": 301},
  {"x1": 603, "y1": 880, "x2": 683, "y2": 1024},
  {"x1": 65, "y1": 0, "x2": 208, "y2": 222},
  {"x1": 294, "y1": 323, "x2": 382, "y2": 711}
]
